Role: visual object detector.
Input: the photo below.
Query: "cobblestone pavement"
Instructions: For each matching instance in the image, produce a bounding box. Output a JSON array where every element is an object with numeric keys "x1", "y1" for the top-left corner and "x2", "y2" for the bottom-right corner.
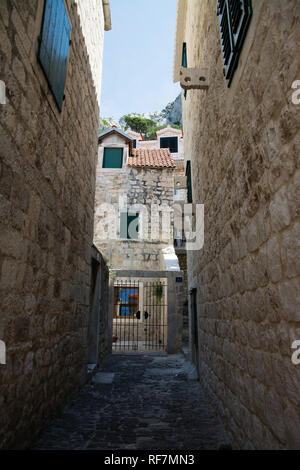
[{"x1": 33, "y1": 353, "x2": 229, "y2": 450}]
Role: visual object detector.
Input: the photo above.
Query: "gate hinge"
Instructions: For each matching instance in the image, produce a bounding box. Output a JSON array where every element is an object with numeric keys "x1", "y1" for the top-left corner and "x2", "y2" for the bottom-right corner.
[{"x1": 179, "y1": 66, "x2": 209, "y2": 90}]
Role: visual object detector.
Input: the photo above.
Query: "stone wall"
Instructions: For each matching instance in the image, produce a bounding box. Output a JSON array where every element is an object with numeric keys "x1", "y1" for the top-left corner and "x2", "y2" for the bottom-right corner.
[
  {"x1": 74, "y1": 0, "x2": 105, "y2": 106},
  {"x1": 180, "y1": 0, "x2": 300, "y2": 449},
  {"x1": 88, "y1": 246, "x2": 110, "y2": 366},
  {"x1": 0, "y1": 0, "x2": 106, "y2": 449},
  {"x1": 176, "y1": 252, "x2": 188, "y2": 342}
]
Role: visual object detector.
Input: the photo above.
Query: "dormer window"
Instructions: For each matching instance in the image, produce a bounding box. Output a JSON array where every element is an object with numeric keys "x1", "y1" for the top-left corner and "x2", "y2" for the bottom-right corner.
[
  {"x1": 102, "y1": 148, "x2": 123, "y2": 168},
  {"x1": 160, "y1": 136, "x2": 178, "y2": 154}
]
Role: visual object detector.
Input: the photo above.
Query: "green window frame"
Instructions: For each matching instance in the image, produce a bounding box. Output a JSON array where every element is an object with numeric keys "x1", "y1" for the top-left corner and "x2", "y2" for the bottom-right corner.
[
  {"x1": 120, "y1": 212, "x2": 139, "y2": 240},
  {"x1": 186, "y1": 160, "x2": 193, "y2": 203},
  {"x1": 102, "y1": 148, "x2": 123, "y2": 168},
  {"x1": 160, "y1": 136, "x2": 178, "y2": 154},
  {"x1": 217, "y1": 0, "x2": 252, "y2": 86}
]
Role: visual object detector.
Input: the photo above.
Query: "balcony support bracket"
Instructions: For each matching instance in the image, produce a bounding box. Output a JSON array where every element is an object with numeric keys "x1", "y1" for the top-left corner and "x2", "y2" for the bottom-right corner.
[{"x1": 179, "y1": 66, "x2": 209, "y2": 90}]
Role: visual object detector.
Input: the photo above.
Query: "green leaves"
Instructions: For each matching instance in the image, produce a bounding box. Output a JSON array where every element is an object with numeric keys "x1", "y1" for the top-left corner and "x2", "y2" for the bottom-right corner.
[{"x1": 123, "y1": 115, "x2": 182, "y2": 140}]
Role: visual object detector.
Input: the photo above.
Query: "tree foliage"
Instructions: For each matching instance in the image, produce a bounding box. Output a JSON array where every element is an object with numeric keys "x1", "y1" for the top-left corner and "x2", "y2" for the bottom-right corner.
[
  {"x1": 123, "y1": 115, "x2": 156, "y2": 136},
  {"x1": 123, "y1": 115, "x2": 182, "y2": 140}
]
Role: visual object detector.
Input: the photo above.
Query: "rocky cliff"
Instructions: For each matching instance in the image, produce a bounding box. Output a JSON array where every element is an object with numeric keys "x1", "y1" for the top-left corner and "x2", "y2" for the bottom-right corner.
[{"x1": 100, "y1": 94, "x2": 182, "y2": 131}]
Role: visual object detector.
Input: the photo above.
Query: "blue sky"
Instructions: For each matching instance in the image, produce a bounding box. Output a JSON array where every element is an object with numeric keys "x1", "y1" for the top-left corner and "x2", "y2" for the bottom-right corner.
[{"x1": 100, "y1": 0, "x2": 180, "y2": 120}]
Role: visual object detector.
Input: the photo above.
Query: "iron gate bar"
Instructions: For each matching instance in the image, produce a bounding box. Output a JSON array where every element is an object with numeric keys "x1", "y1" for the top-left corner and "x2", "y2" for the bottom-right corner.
[{"x1": 112, "y1": 279, "x2": 167, "y2": 352}]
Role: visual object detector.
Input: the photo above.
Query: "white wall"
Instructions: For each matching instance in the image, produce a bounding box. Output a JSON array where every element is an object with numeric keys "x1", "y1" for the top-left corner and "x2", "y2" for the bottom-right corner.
[{"x1": 75, "y1": 0, "x2": 105, "y2": 107}]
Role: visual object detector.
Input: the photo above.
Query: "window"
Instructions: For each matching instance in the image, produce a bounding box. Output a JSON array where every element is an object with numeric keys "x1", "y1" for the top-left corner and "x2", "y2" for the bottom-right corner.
[
  {"x1": 103, "y1": 148, "x2": 123, "y2": 168},
  {"x1": 160, "y1": 137, "x2": 178, "y2": 154},
  {"x1": 38, "y1": 0, "x2": 71, "y2": 111},
  {"x1": 182, "y1": 42, "x2": 187, "y2": 68},
  {"x1": 218, "y1": 0, "x2": 252, "y2": 86},
  {"x1": 182, "y1": 42, "x2": 188, "y2": 100},
  {"x1": 186, "y1": 161, "x2": 193, "y2": 203},
  {"x1": 120, "y1": 212, "x2": 139, "y2": 239},
  {"x1": 114, "y1": 287, "x2": 139, "y2": 318},
  {"x1": 133, "y1": 139, "x2": 137, "y2": 148}
]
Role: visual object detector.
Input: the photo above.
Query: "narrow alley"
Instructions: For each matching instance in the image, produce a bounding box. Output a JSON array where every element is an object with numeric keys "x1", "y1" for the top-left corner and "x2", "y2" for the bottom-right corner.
[
  {"x1": 33, "y1": 353, "x2": 229, "y2": 450},
  {"x1": 0, "y1": 0, "x2": 299, "y2": 454}
]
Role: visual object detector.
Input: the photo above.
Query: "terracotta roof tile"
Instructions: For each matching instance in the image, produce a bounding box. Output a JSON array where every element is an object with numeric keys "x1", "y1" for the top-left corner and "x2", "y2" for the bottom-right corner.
[{"x1": 128, "y1": 148, "x2": 176, "y2": 169}]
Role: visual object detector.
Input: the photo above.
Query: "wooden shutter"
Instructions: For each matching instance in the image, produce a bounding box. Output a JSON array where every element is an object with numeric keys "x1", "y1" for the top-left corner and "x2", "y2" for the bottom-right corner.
[
  {"x1": 160, "y1": 137, "x2": 178, "y2": 153},
  {"x1": 182, "y1": 43, "x2": 188, "y2": 100},
  {"x1": 127, "y1": 213, "x2": 139, "y2": 240},
  {"x1": 186, "y1": 161, "x2": 193, "y2": 203},
  {"x1": 103, "y1": 148, "x2": 123, "y2": 168},
  {"x1": 218, "y1": 0, "x2": 252, "y2": 86},
  {"x1": 120, "y1": 213, "x2": 128, "y2": 239},
  {"x1": 120, "y1": 213, "x2": 139, "y2": 239},
  {"x1": 38, "y1": 0, "x2": 71, "y2": 111}
]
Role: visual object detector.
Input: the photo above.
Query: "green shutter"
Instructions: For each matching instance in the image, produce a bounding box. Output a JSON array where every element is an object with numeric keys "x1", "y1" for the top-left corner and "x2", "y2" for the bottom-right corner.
[
  {"x1": 182, "y1": 43, "x2": 188, "y2": 100},
  {"x1": 133, "y1": 140, "x2": 137, "y2": 148},
  {"x1": 120, "y1": 213, "x2": 139, "y2": 239},
  {"x1": 127, "y1": 213, "x2": 139, "y2": 240},
  {"x1": 38, "y1": 0, "x2": 71, "y2": 111},
  {"x1": 182, "y1": 42, "x2": 187, "y2": 67},
  {"x1": 120, "y1": 213, "x2": 128, "y2": 238},
  {"x1": 160, "y1": 137, "x2": 178, "y2": 153},
  {"x1": 103, "y1": 148, "x2": 123, "y2": 168},
  {"x1": 186, "y1": 161, "x2": 193, "y2": 203},
  {"x1": 218, "y1": 0, "x2": 252, "y2": 86}
]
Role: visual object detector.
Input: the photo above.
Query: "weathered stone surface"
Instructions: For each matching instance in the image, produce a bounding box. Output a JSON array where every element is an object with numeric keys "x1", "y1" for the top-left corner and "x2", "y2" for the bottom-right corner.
[
  {"x1": 177, "y1": 0, "x2": 300, "y2": 450},
  {"x1": 0, "y1": 0, "x2": 108, "y2": 450},
  {"x1": 33, "y1": 354, "x2": 229, "y2": 450}
]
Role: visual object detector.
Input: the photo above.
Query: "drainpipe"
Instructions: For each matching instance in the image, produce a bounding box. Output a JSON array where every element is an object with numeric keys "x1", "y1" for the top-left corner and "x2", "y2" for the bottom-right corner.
[{"x1": 102, "y1": 0, "x2": 112, "y2": 31}]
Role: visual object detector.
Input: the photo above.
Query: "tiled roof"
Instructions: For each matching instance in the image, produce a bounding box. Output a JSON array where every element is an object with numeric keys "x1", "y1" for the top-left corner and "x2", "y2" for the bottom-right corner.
[{"x1": 128, "y1": 148, "x2": 176, "y2": 169}]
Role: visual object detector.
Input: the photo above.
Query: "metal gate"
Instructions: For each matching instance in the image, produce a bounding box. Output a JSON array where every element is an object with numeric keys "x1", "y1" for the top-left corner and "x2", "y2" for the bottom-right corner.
[{"x1": 112, "y1": 280, "x2": 167, "y2": 351}]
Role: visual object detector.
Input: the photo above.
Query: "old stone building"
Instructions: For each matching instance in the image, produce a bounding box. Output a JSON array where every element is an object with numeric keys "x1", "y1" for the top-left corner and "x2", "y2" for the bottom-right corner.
[
  {"x1": 94, "y1": 127, "x2": 185, "y2": 353},
  {"x1": 174, "y1": 0, "x2": 300, "y2": 449},
  {"x1": 126, "y1": 126, "x2": 190, "y2": 339},
  {"x1": 0, "y1": 0, "x2": 111, "y2": 449}
]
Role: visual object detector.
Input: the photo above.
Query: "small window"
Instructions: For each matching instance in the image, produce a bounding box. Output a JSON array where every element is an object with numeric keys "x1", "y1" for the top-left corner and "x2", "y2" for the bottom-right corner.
[
  {"x1": 103, "y1": 148, "x2": 123, "y2": 168},
  {"x1": 186, "y1": 161, "x2": 193, "y2": 203},
  {"x1": 120, "y1": 212, "x2": 139, "y2": 239},
  {"x1": 38, "y1": 0, "x2": 71, "y2": 111},
  {"x1": 182, "y1": 43, "x2": 188, "y2": 100},
  {"x1": 114, "y1": 287, "x2": 139, "y2": 318},
  {"x1": 182, "y1": 42, "x2": 187, "y2": 68},
  {"x1": 217, "y1": 0, "x2": 252, "y2": 86},
  {"x1": 160, "y1": 137, "x2": 178, "y2": 153},
  {"x1": 133, "y1": 139, "x2": 137, "y2": 148}
]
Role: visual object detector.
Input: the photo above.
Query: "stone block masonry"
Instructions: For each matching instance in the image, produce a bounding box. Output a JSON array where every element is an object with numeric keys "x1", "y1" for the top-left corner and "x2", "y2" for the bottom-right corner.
[
  {"x1": 0, "y1": 0, "x2": 107, "y2": 449},
  {"x1": 94, "y1": 160, "x2": 175, "y2": 271},
  {"x1": 179, "y1": 0, "x2": 300, "y2": 449}
]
